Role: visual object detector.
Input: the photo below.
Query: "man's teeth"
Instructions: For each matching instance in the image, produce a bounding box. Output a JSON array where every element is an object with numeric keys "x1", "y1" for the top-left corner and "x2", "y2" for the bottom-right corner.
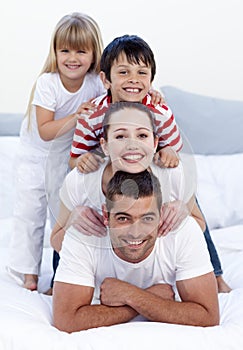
[{"x1": 127, "y1": 240, "x2": 143, "y2": 245}]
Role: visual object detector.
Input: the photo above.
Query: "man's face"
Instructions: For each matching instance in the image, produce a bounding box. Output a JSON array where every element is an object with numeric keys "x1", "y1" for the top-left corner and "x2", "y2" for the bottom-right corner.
[
  {"x1": 105, "y1": 194, "x2": 161, "y2": 263},
  {"x1": 101, "y1": 53, "x2": 152, "y2": 103}
]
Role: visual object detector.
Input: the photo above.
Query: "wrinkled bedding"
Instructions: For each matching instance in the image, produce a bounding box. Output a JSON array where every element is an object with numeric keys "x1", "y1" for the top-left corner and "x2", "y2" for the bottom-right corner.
[{"x1": 1, "y1": 136, "x2": 243, "y2": 350}]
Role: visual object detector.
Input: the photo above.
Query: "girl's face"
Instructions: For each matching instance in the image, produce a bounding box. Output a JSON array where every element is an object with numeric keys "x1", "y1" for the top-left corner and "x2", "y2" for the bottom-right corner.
[
  {"x1": 56, "y1": 48, "x2": 94, "y2": 91},
  {"x1": 100, "y1": 108, "x2": 158, "y2": 173}
]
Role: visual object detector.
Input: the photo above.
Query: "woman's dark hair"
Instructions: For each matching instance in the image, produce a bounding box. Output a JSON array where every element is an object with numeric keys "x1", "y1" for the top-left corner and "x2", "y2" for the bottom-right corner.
[{"x1": 102, "y1": 101, "x2": 156, "y2": 140}]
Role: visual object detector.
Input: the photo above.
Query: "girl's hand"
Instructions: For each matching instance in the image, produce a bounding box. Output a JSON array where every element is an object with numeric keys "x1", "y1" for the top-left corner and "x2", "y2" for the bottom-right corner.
[
  {"x1": 148, "y1": 88, "x2": 166, "y2": 106},
  {"x1": 67, "y1": 206, "x2": 107, "y2": 237},
  {"x1": 153, "y1": 146, "x2": 179, "y2": 168},
  {"x1": 76, "y1": 152, "x2": 104, "y2": 173},
  {"x1": 158, "y1": 200, "x2": 189, "y2": 236},
  {"x1": 76, "y1": 99, "x2": 97, "y2": 119}
]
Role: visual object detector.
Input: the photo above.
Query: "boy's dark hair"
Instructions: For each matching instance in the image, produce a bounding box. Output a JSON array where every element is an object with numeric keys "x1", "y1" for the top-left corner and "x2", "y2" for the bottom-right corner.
[
  {"x1": 105, "y1": 170, "x2": 162, "y2": 212},
  {"x1": 102, "y1": 101, "x2": 156, "y2": 140},
  {"x1": 100, "y1": 34, "x2": 156, "y2": 83}
]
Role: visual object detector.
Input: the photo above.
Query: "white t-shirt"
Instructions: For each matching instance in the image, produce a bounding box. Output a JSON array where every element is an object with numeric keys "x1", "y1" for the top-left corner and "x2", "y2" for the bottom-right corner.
[
  {"x1": 59, "y1": 158, "x2": 195, "y2": 214},
  {"x1": 20, "y1": 72, "x2": 105, "y2": 155},
  {"x1": 55, "y1": 216, "x2": 213, "y2": 304}
]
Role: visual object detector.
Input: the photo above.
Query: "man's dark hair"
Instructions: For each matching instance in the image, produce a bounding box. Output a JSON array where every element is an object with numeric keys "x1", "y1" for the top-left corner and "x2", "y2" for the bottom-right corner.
[
  {"x1": 102, "y1": 101, "x2": 156, "y2": 140},
  {"x1": 100, "y1": 34, "x2": 156, "y2": 83},
  {"x1": 105, "y1": 170, "x2": 162, "y2": 212}
]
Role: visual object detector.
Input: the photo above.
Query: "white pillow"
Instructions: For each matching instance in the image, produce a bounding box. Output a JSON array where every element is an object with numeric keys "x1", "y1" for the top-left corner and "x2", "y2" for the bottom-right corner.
[
  {"x1": 194, "y1": 153, "x2": 243, "y2": 229},
  {"x1": 161, "y1": 86, "x2": 243, "y2": 155}
]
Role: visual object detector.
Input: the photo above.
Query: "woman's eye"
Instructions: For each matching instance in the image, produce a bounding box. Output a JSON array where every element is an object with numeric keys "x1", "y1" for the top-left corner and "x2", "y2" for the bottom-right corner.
[
  {"x1": 138, "y1": 133, "x2": 148, "y2": 139},
  {"x1": 115, "y1": 134, "x2": 125, "y2": 139}
]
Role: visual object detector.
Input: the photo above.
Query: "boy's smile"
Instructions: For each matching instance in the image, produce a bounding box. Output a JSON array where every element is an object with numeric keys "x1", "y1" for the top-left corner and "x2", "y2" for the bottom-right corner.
[{"x1": 102, "y1": 53, "x2": 152, "y2": 103}]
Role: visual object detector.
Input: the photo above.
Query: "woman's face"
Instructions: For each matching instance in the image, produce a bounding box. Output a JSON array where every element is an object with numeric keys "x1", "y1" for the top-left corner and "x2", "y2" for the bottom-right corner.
[{"x1": 100, "y1": 107, "x2": 158, "y2": 173}]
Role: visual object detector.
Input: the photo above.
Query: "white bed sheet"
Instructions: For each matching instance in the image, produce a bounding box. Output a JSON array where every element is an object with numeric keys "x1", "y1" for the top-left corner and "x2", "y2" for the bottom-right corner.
[
  {"x1": 1, "y1": 137, "x2": 243, "y2": 350},
  {"x1": 1, "y1": 221, "x2": 243, "y2": 349}
]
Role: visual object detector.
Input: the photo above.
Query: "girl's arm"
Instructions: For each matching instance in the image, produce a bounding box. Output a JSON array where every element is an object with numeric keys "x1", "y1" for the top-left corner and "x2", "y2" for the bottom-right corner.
[{"x1": 36, "y1": 106, "x2": 78, "y2": 141}]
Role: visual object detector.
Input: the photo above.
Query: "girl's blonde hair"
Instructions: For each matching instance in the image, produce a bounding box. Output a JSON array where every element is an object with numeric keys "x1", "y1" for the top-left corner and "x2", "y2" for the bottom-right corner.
[{"x1": 26, "y1": 12, "x2": 103, "y2": 127}]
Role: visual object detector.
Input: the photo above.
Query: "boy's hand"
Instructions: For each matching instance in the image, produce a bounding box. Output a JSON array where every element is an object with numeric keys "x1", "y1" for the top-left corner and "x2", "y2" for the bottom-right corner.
[
  {"x1": 148, "y1": 88, "x2": 166, "y2": 106},
  {"x1": 158, "y1": 200, "x2": 189, "y2": 237},
  {"x1": 76, "y1": 152, "x2": 104, "y2": 173},
  {"x1": 153, "y1": 146, "x2": 179, "y2": 168}
]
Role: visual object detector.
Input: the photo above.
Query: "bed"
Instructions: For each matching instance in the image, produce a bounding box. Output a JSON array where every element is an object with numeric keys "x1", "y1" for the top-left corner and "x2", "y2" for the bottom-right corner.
[{"x1": 1, "y1": 87, "x2": 243, "y2": 350}]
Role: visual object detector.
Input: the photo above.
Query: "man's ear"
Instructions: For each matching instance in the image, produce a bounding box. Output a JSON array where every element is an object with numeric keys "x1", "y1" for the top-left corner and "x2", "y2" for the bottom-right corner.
[
  {"x1": 102, "y1": 203, "x2": 109, "y2": 226},
  {"x1": 100, "y1": 137, "x2": 109, "y2": 156},
  {"x1": 100, "y1": 71, "x2": 111, "y2": 90}
]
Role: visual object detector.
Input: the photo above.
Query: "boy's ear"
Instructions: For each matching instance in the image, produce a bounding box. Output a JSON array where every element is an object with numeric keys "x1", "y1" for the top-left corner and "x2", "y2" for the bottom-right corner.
[
  {"x1": 100, "y1": 71, "x2": 111, "y2": 90},
  {"x1": 102, "y1": 203, "x2": 109, "y2": 226},
  {"x1": 100, "y1": 137, "x2": 109, "y2": 156}
]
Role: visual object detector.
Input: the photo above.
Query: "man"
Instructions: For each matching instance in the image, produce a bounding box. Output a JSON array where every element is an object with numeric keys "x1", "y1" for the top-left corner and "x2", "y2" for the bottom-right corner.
[{"x1": 53, "y1": 170, "x2": 219, "y2": 332}]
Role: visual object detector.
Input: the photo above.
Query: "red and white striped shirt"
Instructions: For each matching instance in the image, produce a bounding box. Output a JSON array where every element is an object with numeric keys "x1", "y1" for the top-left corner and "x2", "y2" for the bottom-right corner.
[{"x1": 70, "y1": 94, "x2": 182, "y2": 157}]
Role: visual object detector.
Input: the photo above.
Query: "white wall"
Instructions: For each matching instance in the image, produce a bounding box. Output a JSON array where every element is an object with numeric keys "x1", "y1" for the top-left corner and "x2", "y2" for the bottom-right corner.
[{"x1": 1, "y1": 0, "x2": 243, "y2": 113}]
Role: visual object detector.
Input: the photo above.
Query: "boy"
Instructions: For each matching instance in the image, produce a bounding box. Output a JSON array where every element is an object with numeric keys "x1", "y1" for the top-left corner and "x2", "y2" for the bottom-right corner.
[{"x1": 69, "y1": 34, "x2": 182, "y2": 172}]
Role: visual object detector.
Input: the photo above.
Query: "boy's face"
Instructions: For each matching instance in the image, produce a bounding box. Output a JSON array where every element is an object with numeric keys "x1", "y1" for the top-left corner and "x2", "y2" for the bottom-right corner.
[
  {"x1": 100, "y1": 53, "x2": 152, "y2": 103},
  {"x1": 103, "y1": 195, "x2": 161, "y2": 263}
]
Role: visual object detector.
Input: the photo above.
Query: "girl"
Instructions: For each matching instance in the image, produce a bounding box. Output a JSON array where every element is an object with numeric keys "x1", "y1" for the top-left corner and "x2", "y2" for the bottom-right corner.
[
  {"x1": 7, "y1": 12, "x2": 105, "y2": 291},
  {"x1": 7, "y1": 13, "x2": 164, "y2": 291}
]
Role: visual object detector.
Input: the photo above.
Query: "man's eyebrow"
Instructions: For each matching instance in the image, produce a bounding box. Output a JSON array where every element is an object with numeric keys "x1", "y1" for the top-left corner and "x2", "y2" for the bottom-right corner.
[
  {"x1": 114, "y1": 212, "x2": 131, "y2": 217},
  {"x1": 114, "y1": 211, "x2": 157, "y2": 217},
  {"x1": 141, "y1": 212, "x2": 157, "y2": 217}
]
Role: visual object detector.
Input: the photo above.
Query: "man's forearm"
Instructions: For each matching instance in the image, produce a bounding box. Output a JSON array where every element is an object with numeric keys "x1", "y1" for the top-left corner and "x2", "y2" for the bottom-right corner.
[
  {"x1": 55, "y1": 304, "x2": 138, "y2": 333},
  {"x1": 125, "y1": 287, "x2": 218, "y2": 327}
]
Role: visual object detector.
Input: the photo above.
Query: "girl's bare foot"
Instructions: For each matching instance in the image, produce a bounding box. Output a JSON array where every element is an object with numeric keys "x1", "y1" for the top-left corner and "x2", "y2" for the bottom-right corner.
[
  {"x1": 23, "y1": 274, "x2": 38, "y2": 291},
  {"x1": 216, "y1": 275, "x2": 232, "y2": 293}
]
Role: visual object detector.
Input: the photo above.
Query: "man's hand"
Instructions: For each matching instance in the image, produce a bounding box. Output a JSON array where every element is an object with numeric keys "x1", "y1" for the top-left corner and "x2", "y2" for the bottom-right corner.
[
  {"x1": 146, "y1": 284, "x2": 175, "y2": 300},
  {"x1": 100, "y1": 278, "x2": 136, "y2": 306},
  {"x1": 66, "y1": 206, "x2": 107, "y2": 237},
  {"x1": 76, "y1": 152, "x2": 104, "y2": 173},
  {"x1": 158, "y1": 200, "x2": 189, "y2": 236},
  {"x1": 100, "y1": 278, "x2": 175, "y2": 307},
  {"x1": 154, "y1": 146, "x2": 179, "y2": 168}
]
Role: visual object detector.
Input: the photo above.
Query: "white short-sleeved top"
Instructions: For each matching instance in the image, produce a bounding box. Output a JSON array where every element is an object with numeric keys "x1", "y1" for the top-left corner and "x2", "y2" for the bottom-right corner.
[
  {"x1": 20, "y1": 72, "x2": 105, "y2": 155},
  {"x1": 59, "y1": 158, "x2": 195, "y2": 215},
  {"x1": 55, "y1": 216, "x2": 213, "y2": 304}
]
